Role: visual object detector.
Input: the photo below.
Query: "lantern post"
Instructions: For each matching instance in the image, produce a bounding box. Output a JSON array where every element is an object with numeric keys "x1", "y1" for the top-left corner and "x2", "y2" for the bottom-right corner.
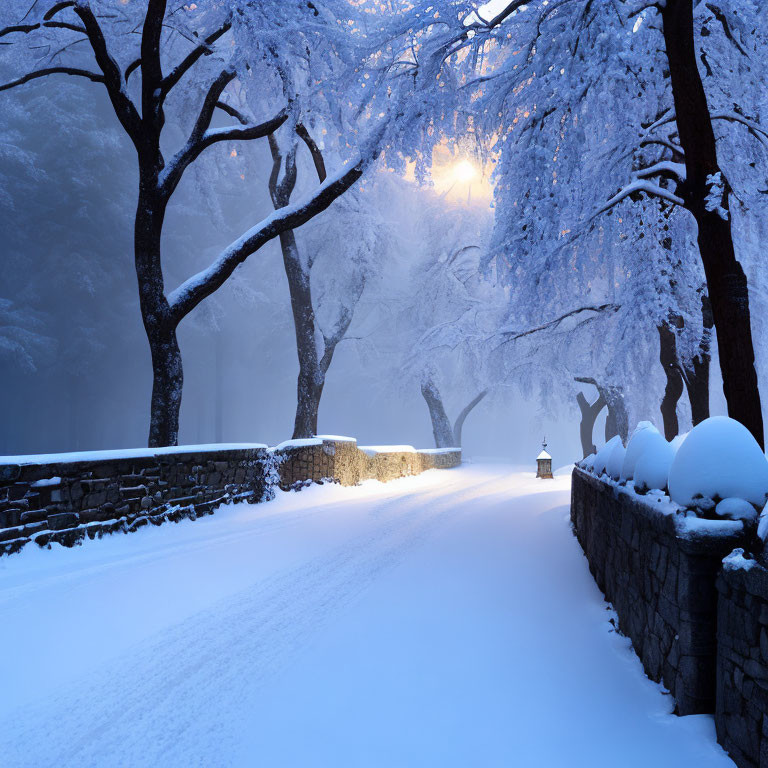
[{"x1": 536, "y1": 438, "x2": 553, "y2": 479}]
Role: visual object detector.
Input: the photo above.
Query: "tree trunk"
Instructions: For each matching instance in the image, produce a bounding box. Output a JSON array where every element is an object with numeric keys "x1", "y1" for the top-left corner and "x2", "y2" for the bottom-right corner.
[
  {"x1": 684, "y1": 295, "x2": 713, "y2": 427},
  {"x1": 603, "y1": 386, "x2": 629, "y2": 443},
  {"x1": 147, "y1": 328, "x2": 183, "y2": 448},
  {"x1": 452, "y1": 390, "x2": 487, "y2": 448},
  {"x1": 135, "y1": 180, "x2": 181, "y2": 448},
  {"x1": 658, "y1": 320, "x2": 684, "y2": 440},
  {"x1": 421, "y1": 377, "x2": 455, "y2": 448},
  {"x1": 576, "y1": 390, "x2": 606, "y2": 458},
  {"x1": 280, "y1": 230, "x2": 324, "y2": 439},
  {"x1": 661, "y1": 0, "x2": 764, "y2": 448}
]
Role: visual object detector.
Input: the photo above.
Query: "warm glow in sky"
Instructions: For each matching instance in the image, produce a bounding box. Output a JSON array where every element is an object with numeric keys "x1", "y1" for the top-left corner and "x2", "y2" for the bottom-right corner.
[
  {"x1": 452, "y1": 159, "x2": 477, "y2": 183},
  {"x1": 429, "y1": 145, "x2": 494, "y2": 204}
]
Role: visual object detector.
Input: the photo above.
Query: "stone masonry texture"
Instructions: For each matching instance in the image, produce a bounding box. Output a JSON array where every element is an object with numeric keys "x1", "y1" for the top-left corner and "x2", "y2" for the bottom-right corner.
[
  {"x1": 0, "y1": 440, "x2": 460, "y2": 557},
  {"x1": 571, "y1": 467, "x2": 747, "y2": 716},
  {"x1": 716, "y1": 557, "x2": 768, "y2": 768}
]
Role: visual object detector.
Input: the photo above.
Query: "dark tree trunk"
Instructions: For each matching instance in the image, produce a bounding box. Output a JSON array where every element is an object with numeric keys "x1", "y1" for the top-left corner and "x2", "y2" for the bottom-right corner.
[
  {"x1": 661, "y1": 0, "x2": 764, "y2": 448},
  {"x1": 268, "y1": 136, "x2": 330, "y2": 440},
  {"x1": 147, "y1": 328, "x2": 183, "y2": 448},
  {"x1": 421, "y1": 377, "x2": 455, "y2": 448},
  {"x1": 603, "y1": 386, "x2": 629, "y2": 443},
  {"x1": 452, "y1": 390, "x2": 487, "y2": 447},
  {"x1": 135, "y1": 180, "x2": 181, "y2": 448},
  {"x1": 280, "y1": 230, "x2": 325, "y2": 439},
  {"x1": 576, "y1": 390, "x2": 606, "y2": 458},
  {"x1": 684, "y1": 295, "x2": 713, "y2": 427},
  {"x1": 576, "y1": 377, "x2": 628, "y2": 444},
  {"x1": 658, "y1": 319, "x2": 684, "y2": 440}
]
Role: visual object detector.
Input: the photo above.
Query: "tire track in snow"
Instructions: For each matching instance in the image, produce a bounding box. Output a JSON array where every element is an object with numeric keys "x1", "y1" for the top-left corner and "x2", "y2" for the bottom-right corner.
[
  {"x1": 2, "y1": 471, "x2": 512, "y2": 767},
  {"x1": 0, "y1": 470, "x2": 463, "y2": 606}
]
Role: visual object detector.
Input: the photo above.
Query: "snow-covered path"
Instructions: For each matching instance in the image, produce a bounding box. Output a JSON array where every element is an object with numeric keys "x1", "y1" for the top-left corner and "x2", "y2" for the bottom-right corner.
[{"x1": 0, "y1": 464, "x2": 733, "y2": 767}]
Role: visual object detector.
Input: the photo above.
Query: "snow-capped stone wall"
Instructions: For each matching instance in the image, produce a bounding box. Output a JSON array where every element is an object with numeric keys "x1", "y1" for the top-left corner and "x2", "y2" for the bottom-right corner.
[
  {"x1": 0, "y1": 439, "x2": 461, "y2": 557},
  {"x1": 571, "y1": 467, "x2": 747, "y2": 715},
  {"x1": 0, "y1": 445, "x2": 275, "y2": 557},
  {"x1": 716, "y1": 552, "x2": 768, "y2": 768},
  {"x1": 275, "y1": 437, "x2": 460, "y2": 489}
]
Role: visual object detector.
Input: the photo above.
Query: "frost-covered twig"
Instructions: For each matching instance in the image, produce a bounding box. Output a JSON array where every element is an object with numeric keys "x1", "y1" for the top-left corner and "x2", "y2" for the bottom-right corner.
[{"x1": 592, "y1": 179, "x2": 684, "y2": 220}]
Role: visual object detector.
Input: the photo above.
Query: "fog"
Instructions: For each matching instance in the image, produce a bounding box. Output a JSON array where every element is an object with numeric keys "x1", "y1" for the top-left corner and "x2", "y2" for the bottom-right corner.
[{"x1": 0, "y1": 77, "x2": 591, "y2": 466}]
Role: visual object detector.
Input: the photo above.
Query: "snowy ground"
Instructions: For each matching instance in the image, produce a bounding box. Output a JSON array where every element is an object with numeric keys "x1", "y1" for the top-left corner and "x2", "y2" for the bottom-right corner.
[{"x1": 0, "y1": 463, "x2": 734, "y2": 767}]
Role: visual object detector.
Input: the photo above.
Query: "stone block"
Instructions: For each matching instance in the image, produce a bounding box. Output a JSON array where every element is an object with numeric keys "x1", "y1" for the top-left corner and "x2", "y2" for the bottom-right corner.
[
  {"x1": 20, "y1": 509, "x2": 48, "y2": 525},
  {"x1": 0, "y1": 464, "x2": 21, "y2": 483},
  {"x1": 0, "y1": 508, "x2": 22, "y2": 528},
  {"x1": 46, "y1": 512, "x2": 80, "y2": 531}
]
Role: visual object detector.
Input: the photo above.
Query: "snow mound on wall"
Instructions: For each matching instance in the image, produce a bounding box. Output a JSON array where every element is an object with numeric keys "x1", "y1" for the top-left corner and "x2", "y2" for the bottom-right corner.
[
  {"x1": 633, "y1": 432, "x2": 680, "y2": 493},
  {"x1": 716, "y1": 498, "x2": 758, "y2": 523},
  {"x1": 359, "y1": 445, "x2": 416, "y2": 456},
  {"x1": 621, "y1": 422, "x2": 659, "y2": 481},
  {"x1": 605, "y1": 441, "x2": 626, "y2": 481},
  {"x1": 580, "y1": 454, "x2": 597, "y2": 472},
  {"x1": 758, "y1": 503, "x2": 768, "y2": 542},
  {"x1": 274, "y1": 438, "x2": 323, "y2": 451},
  {"x1": 668, "y1": 417, "x2": 768, "y2": 508},
  {"x1": 592, "y1": 436, "x2": 623, "y2": 477}
]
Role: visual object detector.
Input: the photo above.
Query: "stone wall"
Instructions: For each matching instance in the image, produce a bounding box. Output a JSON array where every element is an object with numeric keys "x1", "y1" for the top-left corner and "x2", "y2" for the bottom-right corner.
[
  {"x1": 571, "y1": 467, "x2": 747, "y2": 715},
  {"x1": 0, "y1": 445, "x2": 274, "y2": 556},
  {"x1": 0, "y1": 439, "x2": 460, "y2": 557},
  {"x1": 716, "y1": 552, "x2": 768, "y2": 768},
  {"x1": 275, "y1": 438, "x2": 461, "y2": 489}
]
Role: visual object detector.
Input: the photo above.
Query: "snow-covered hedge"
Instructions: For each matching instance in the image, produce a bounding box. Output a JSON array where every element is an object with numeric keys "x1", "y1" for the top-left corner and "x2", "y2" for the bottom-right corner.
[{"x1": 577, "y1": 416, "x2": 768, "y2": 530}]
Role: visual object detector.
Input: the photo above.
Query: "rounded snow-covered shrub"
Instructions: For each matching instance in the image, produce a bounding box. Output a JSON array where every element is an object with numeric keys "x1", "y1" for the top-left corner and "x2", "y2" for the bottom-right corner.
[
  {"x1": 715, "y1": 498, "x2": 758, "y2": 523},
  {"x1": 593, "y1": 435, "x2": 623, "y2": 477},
  {"x1": 633, "y1": 432, "x2": 680, "y2": 493},
  {"x1": 668, "y1": 416, "x2": 768, "y2": 508},
  {"x1": 621, "y1": 422, "x2": 660, "y2": 481}
]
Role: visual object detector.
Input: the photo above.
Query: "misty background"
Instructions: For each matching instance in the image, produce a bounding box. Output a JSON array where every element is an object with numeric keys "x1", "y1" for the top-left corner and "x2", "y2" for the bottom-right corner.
[{"x1": 0, "y1": 77, "x2": 603, "y2": 464}]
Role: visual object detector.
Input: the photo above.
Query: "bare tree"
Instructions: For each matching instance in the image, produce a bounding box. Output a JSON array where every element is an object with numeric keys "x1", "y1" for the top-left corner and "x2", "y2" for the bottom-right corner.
[
  {"x1": 575, "y1": 378, "x2": 629, "y2": 444},
  {"x1": 421, "y1": 374, "x2": 487, "y2": 449},
  {"x1": 267, "y1": 128, "x2": 364, "y2": 438},
  {"x1": 0, "y1": 1, "x2": 371, "y2": 446},
  {"x1": 575, "y1": 389, "x2": 606, "y2": 459},
  {"x1": 657, "y1": 296, "x2": 713, "y2": 440},
  {"x1": 594, "y1": 0, "x2": 764, "y2": 446}
]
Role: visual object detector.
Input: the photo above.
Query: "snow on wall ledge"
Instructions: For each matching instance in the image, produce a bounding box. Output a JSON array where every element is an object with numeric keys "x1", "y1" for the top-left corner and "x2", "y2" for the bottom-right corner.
[
  {"x1": 0, "y1": 439, "x2": 460, "y2": 557},
  {"x1": 571, "y1": 467, "x2": 748, "y2": 716}
]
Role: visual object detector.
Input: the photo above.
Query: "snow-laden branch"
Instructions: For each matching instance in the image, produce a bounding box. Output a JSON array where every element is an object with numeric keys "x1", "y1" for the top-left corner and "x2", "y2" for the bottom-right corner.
[
  {"x1": 160, "y1": 21, "x2": 232, "y2": 98},
  {"x1": 42, "y1": 2, "x2": 142, "y2": 143},
  {"x1": 159, "y1": 93, "x2": 287, "y2": 198},
  {"x1": 215, "y1": 100, "x2": 249, "y2": 125},
  {"x1": 0, "y1": 19, "x2": 85, "y2": 38},
  {"x1": 466, "y1": 0, "x2": 530, "y2": 29},
  {"x1": 497, "y1": 304, "x2": 621, "y2": 348},
  {"x1": 647, "y1": 109, "x2": 768, "y2": 148},
  {"x1": 296, "y1": 123, "x2": 327, "y2": 183},
  {"x1": 639, "y1": 136, "x2": 684, "y2": 155},
  {"x1": 712, "y1": 111, "x2": 768, "y2": 149},
  {"x1": 592, "y1": 179, "x2": 684, "y2": 220},
  {"x1": 635, "y1": 161, "x2": 686, "y2": 183},
  {"x1": 0, "y1": 66, "x2": 104, "y2": 91},
  {"x1": 705, "y1": 2, "x2": 749, "y2": 58},
  {"x1": 168, "y1": 156, "x2": 367, "y2": 322}
]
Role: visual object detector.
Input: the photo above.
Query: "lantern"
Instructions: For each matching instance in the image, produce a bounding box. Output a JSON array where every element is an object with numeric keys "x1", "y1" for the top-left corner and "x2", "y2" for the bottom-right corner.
[{"x1": 536, "y1": 438, "x2": 553, "y2": 479}]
